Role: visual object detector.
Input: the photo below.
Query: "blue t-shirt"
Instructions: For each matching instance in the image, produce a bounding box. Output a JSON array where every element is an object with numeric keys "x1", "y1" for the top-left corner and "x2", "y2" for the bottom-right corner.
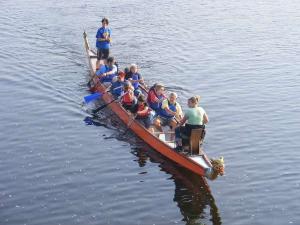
[
  {"x1": 111, "y1": 81, "x2": 124, "y2": 97},
  {"x1": 95, "y1": 65, "x2": 107, "y2": 76},
  {"x1": 96, "y1": 27, "x2": 111, "y2": 49},
  {"x1": 125, "y1": 72, "x2": 142, "y2": 89},
  {"x1": 96, "y1": 65, "x2": 117, "y2": 83},
  {"x1": 132, "y1": 73, "x2": 141, "y2": 89}
]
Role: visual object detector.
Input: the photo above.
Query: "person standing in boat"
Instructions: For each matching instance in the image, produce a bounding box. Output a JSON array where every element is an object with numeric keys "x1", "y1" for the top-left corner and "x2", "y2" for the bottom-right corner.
[
  {"x1": 96, "y1": 56, "x2": 117, "y2": 86},
  {"x1": 175, "y1": 96, "x2": 209, "y2": 150},
  {"x1": 147, "y1": 83, "x2": 166, "y2": 113},
  {"x1": 125, "y1": 64, "x2": 144, "y2": 97},
  {"x1": 96, "y1": 17, "x2": 111, "y2": 69},
  {"x1": 157, "y1": 92, "x2": 183, "y2": 131}
]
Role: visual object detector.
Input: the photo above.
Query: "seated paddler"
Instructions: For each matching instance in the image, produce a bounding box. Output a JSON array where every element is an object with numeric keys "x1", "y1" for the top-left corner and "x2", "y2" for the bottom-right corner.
[
  {"x1": 111, "y1": 71, "x2": 125, "y2": 97},
  {"x1": 147, "y1": 83, "x2": 166, "y2": 113},
  {"x1": 132, "y1": 95, "x2": 153, "y2": 132},
  {"x1": 125, "y1": 64, "x2": 144, "y2": 97},
  {"x1": 156, "y1": 92, "x2": 183, "y2": 131},
  {"x1": 95, "y1": 56, "x2": 117, "y2": 86},
  {"x1": 121, "y1": 81, "x2": 137, "y2": 113},
  {"x1": 175, "y1": 96, "x2": 209, "y2": 151}
]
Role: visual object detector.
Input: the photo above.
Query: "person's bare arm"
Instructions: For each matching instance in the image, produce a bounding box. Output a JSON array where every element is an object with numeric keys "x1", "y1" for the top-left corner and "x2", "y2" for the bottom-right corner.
[
  {"x1": 203, "y1": 113, "x2": 209, "y2": 124},
  {"x1": 179, "y1": 115, "x2": 188, "y2": 126}
]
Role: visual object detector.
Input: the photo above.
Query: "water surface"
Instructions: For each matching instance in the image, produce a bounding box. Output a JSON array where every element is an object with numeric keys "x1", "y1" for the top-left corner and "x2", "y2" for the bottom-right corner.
[{"x1": 1, "y1": 0, "x2": 300, "y2": 224}]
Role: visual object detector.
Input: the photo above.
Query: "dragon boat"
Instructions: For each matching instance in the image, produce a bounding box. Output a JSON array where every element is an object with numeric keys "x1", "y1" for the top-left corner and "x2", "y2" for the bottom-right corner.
[{"x1": 83, "y1": 31, "x2": 224, "y2": 182}]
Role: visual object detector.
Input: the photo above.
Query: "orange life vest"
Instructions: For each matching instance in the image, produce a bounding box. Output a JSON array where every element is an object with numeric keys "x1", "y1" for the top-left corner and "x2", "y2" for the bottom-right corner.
[{"x1": 122, "y1": 91, "x2": 134, "y2": 105}]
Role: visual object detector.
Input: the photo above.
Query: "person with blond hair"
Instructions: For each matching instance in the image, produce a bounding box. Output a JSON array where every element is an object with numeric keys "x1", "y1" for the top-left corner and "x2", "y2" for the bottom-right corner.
[
  {"x1": 175, "y1": 96, "x2": 209, "y2": 151},
  {"x1": 125, "y1": 64, "x2": 144, "y2": 97},
  {"x1": 156, "y1": 92, "x2": 183, "y2": 131},
  {"x1": 121, "y1": 82, "x2": 137, "y2": 113}
]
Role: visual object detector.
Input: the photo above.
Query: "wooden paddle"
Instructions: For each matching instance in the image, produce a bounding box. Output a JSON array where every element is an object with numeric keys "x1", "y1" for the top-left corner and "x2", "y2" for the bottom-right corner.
[{"x1": 92, "y1": 91, "x2": 127, "y2": 114}]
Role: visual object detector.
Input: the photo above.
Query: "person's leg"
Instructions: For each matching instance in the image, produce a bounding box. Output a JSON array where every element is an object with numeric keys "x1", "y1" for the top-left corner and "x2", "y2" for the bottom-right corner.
[
  {"x1": 102, "y1": 48, "x2": 109, "y2": 65},
  {"x1": 168, "y1": 119, "x2": 178, "y2": 141},
  {"x1": 169, "y1": 119, "x2": 177, "y2": 130},
  {"x1": 103, "y1": 48, "x2": 109, "y2": 59},
  {"x1": 96, "y1": 48, "x2": 103, "y2": 69},
  {"x1": 159, "y1": 117, "x2": 168, "y2": 127},
  {"x1": 144, "y1": 116, "x2": 152, "y2": 131},
  {"x1": 175, "y1": 125, "x2": 192, "y2": 151},
  {"x1": 175, "y1": 126, "x2": 182, "y2": 148}
]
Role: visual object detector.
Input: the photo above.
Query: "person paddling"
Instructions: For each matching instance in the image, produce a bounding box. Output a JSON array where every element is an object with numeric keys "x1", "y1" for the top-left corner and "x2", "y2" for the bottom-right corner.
[
  {"x1": 157, "y1": 92, "x2": 183, "y2": 131},
  {"x1": 132, "y1": 95, "x2": 153, "y2": 132},
  {"x1": 147, "y1": 83, "x2": 166, "y2": 113},
  {"x1": 121, "y1": 82, "x2": 137, "y2": 113},
  {"x1": 96, "y1": 17, "x2": 111, "y2": 69},
  {"x1": 111, "y1": 71, "x2": 125, "y2": 97},
  {"x1": 175, "y1": 96, "x2": 209, "y2": 151},
  {"x1": 125, "y1": 64, "x2": 144, "y2": 97},
  {"x1": 95, "y1": 56, "x2": 117, "y2": 86}
]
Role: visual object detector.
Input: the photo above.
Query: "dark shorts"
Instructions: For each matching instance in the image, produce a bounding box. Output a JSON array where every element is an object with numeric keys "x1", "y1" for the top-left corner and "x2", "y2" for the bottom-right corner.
[
  {"x1": 137, "y1": 116, "x2": 151, "y2": 129},
  {"x1": 157, "y1": 116, "x2": 174, "y2": 127},
  {"x1": 175, "y1": 124, "x2": 205, "y2": 139},
  {"x1": 97, "y1": 48, "x2": 109, "y2": 60}
]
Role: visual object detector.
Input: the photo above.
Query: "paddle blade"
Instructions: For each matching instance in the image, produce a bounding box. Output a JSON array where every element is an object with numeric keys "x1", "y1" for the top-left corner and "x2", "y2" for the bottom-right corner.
[{"x1": 83, "y1": 92, "x2": 103, "y2": 103}]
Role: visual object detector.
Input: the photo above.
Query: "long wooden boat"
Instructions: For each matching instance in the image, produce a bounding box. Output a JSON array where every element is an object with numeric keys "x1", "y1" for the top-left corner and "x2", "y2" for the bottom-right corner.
[{"x1": 83, "y1": 31, "x2": 224, "y2": 181}]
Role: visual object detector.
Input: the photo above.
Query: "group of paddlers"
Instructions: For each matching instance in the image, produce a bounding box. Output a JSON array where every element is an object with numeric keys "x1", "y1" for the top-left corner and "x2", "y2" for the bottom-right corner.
[{"x1": 92, "y1": 18, "x2": 209, "y2": 151}]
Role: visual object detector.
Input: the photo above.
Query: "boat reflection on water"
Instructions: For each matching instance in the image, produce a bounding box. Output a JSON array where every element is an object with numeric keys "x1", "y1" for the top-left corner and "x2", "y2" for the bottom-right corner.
[
  {"x1": 83, "y1": 115, "x2": 222, "y2": 225},
  {"x1": 130, "y1": 146, "x2": 222, "y2": 225}
]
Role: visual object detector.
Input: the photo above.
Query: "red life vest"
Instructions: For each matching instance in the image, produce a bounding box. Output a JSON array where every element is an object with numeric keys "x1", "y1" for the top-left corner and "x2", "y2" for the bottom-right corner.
[
  {"x1": 122, "y1": 91, "x2": 134, "y2": 105},
  {"x1": 146, "y1": 86, "x2": 157, "y2": 103},
  {"x1": 147, "y1": 86, "x2": 164, "y2": 110},
  {"x1": 137, "y1": 103, "x2": 151, "y2": 117}
]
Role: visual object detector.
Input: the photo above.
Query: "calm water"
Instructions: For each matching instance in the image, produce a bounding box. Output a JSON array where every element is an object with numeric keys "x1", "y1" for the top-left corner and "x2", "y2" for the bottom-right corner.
[{"x1": 1, "y1": 0, "x2": 300, "y2": 224}]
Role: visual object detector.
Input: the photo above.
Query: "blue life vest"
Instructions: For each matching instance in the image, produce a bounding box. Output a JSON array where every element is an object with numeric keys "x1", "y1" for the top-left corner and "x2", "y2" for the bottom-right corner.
[
  {"x1": 158, "y1": 100, "x2": 177, "y2": 118},
  {"x1": 132, "y1": 73, "x2": 140, "y2": 89}
]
